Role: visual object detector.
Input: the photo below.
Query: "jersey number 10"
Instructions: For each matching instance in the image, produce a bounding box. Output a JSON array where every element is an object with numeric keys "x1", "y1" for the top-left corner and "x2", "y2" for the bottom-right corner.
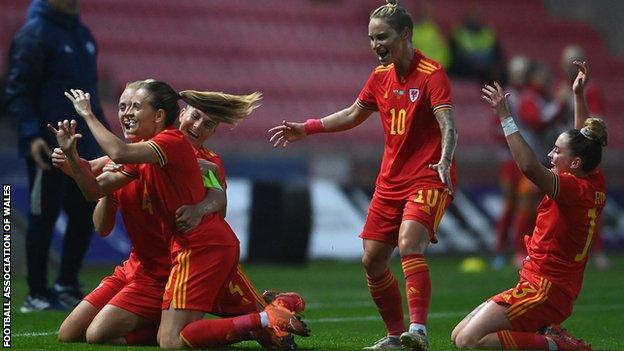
[{"x1": 390, "y1": 108, "x2": 407, "y2": 135}]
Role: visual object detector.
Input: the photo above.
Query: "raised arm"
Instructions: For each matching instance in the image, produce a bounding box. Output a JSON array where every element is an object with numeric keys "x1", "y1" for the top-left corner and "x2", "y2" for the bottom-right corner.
[
  {"x1": 268, "y1": 102, "x2": 373, "y2": 147},
  {"x1": 431, "y1": 108, "x2": 458, "y2": 194},
  {"x1": 572, "y1": 60, "x2": 590, "y2": 130},
  {"x1": 482, "y1": 83, "x2": 556, "y2": 197},
  {"x1": 65, "y1": 89, "x2": 161, "y2": 164},
  {"x1": 48, "y1": 119, "x2": 133, "y2": 201}
]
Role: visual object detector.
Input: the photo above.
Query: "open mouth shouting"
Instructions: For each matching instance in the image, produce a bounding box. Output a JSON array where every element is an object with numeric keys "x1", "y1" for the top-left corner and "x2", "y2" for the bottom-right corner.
[
  {"x1": 376, "y1": 48, "x2": 391, "y2": 64},
  {"x1": 185, "y1": 128, "x2": 199, "y2": 139}
]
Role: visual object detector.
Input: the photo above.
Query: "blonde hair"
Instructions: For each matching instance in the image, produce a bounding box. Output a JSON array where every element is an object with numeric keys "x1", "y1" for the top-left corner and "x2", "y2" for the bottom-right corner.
[
  {"x1": 581, "y1": 117, "x2": 608, "y2": 147},
  {"x1": 179, "y1": 91, "x2": 263, "y2": 125},
  {"x1": 370, "y1": 0, "x2": 413, "y2": 33}
]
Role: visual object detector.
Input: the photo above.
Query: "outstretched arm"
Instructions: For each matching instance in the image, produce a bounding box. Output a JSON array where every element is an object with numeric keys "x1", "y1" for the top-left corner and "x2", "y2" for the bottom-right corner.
[
  {"x1": 48, "y1": 119, "x2": 132, "y2": 201},
  {"x1": 65, "y1": 89, "x2": 160, "y2": 164},
  {"x1": 572, "y1": 60, "x2": 590, "y2": 130},
  {"x1": 482, "y1": 83, "x2": 556, "y2": 197},
  {"x1": 268, "y1": 102, "x2": 373, "y2": 147},
  {"x1": 430, "y1": 108, "x2": 458, "y2": 194}
]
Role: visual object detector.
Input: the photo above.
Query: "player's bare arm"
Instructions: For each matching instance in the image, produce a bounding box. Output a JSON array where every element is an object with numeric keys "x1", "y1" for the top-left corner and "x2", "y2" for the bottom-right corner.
[
  {"x1": 572, "y1": 60, "x2": 590, "y2": 130},
  {"x1": 482, "y1": 82, "x2": 556, "y2": 197},
  {"x1": 93, "y1": 195, "x2": 118, "y2": 237},
  {"x1": 431, "y1": 108, "x2": 457, "y2": 194},
  {"x1": 268, "y1": 102, "x2": 373, "y2": 147}
]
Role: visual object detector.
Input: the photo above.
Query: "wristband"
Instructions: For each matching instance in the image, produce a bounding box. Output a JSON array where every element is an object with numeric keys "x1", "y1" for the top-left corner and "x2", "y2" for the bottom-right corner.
[
  {"x1": 501, "y1": 116, "x2": 519, "y2": 136},
  {"x1": 303, "y1": 118, "x2": 325, "y2": 135}
]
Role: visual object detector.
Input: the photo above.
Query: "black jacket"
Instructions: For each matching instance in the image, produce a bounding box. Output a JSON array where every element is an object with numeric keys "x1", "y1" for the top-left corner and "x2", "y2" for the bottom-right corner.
[{"x1": 4, "y1": 0, "x2": 107, "y2": 158}]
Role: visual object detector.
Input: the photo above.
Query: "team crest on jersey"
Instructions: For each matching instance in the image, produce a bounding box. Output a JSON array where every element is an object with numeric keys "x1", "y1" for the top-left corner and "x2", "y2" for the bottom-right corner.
[{"x1": 409, "y1": 88, "x2": 419, "y2": 102}]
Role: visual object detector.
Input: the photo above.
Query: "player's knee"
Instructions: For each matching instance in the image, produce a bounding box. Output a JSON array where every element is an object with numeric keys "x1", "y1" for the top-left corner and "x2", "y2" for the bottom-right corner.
[
  {"x1": 453, "y1": 331, "x2": 479, "y2": 349},
  {"x1": 85, "y1": 325, "x2": 107, "y2": 344},
  {"x1": 361, "y1": 254, "x2": 386, "y2": 276},
  {"x1": 57, "y1": 322, "x2": 83, "y2": 343},
  {"x1": 158, "y1": 334, "x2": 185, "y2": 349}
]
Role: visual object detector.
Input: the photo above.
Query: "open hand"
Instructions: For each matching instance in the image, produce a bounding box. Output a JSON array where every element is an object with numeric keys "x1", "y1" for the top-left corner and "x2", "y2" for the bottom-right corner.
[
  {"x1": 481, "y1": 82, "x2": 511, "y2": 119},
  {"x1": 47, "y1": 119, "x2": 82, "y2": 153},
  {"x1": 268, "y1": 121, "x2": 306, "y2": 147},
  {"x1": 64, "y1": 89, "x2": 94, "y2": 119}
]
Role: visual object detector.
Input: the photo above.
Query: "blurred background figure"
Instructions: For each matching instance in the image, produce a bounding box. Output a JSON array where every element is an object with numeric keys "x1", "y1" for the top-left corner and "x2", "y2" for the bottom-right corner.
[
  {"x1": 449, "y1": 10, "x2": 504, "y2": 84},
  {"x1": 3, "y1": 0, "x2": 107, "y2": 312},
  {"x1": 556, "y1": 44, "x2": 610, "y2": 269},
  {"x1": 491, "y1": 55, "x2": 531, "y2": 269},
  {"x1": 410, "y1": 1, "x2": 450, "y2": 69}
]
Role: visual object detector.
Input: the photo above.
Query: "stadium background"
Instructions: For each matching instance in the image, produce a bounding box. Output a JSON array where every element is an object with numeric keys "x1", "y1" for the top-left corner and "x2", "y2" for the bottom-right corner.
[{"x1": 1, "y1": 0, "x2": 624, "y2": 269}]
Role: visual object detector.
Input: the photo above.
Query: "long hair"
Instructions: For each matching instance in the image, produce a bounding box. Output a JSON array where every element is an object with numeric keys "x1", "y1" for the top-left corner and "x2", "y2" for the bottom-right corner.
[{"x1": 179, "y1": 91, "x2": 263, "y2": 125}]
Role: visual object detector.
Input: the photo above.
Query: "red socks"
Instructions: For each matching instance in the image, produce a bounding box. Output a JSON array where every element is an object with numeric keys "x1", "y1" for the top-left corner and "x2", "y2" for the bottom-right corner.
[
  {"x1": 366, "y1": 269, "x2": 405, "y2": 335},
  {"x1": 179, "y1": 313, "x2": 261, "y2": 348},
  {"x1": 497, "y1": 330, "x2": 550, "y2": 350},
  {"x1": 401, "y1": 254, "x2": 431, "y2": 325}
]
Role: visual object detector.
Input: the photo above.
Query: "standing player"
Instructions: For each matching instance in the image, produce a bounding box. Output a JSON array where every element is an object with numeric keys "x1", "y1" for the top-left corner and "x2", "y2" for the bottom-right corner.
[
  {"x1": 51, "y1": 80, "x2": 309, "y2": 349},
  {"x1": 451, "y1": 61, "x2": 604, "y2": 350},
  {"x1": 268, "y1": 1, "x2": 457, "y2": 350}
]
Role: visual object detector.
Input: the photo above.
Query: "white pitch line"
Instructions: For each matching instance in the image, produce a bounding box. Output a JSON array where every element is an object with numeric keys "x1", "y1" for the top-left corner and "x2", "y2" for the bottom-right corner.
[
  {"x1": 13, "y1": 331, "x2": 57, "y2": 337},
  {"x1": 13, "y1": 304, "x2": 624, "y2": 337}
]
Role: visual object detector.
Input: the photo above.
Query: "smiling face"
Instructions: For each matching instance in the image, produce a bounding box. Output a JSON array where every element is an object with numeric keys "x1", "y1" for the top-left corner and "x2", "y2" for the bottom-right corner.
[
  {"x1": 118, "y1": 88, "x2": 161, "y2": 141},
  {"x1": 547, "y1": 133, "x2": 581, "y2": 174},
  {"x1": 178, "y1": 106, "x2": 218, "y2": 148},
  {"x1": 368, "y1": 17, "x2": 409, "y2": 66}
]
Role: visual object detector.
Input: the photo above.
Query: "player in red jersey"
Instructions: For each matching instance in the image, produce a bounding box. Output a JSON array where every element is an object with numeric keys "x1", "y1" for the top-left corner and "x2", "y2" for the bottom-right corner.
[
  {"x1": 53, "y1": 81, "x2": 303, "y2": 349},
  {"x1": 50, "y1": 81, "x2": 309, "y2": 349},
  {"x1": 452, "y1": 62, "x2": 605, "y2": 351},
  {"x1": 268, "y1": 1, "x2": 457, "y2": 350},
  {"x1": 54, "y1": 80, "x2": 171, "y2": 345}
]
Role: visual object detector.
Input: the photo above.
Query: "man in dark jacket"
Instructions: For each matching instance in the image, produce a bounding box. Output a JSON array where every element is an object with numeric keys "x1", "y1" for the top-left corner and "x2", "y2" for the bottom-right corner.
[{"x1": 4, "y1": 0, "x2": 108, "y2": 312}]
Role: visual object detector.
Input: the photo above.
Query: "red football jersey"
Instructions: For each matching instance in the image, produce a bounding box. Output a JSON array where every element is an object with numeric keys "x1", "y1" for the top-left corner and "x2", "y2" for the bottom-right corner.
[
  {"x1": 123, "y1": 128, "x2": 239, "y2": 250},
  {"x1": 357, "y1": 50, "x2": 456, "y2": 199},
  {"x1": 113, "y1": 176, "x2": 171, "y2": 281},
  {"x1": 196, "y1": 147, "x2": 227, "y2": 189},
  {"x1": 524, "y1": 169, "x2": 606, "y2": 299}
]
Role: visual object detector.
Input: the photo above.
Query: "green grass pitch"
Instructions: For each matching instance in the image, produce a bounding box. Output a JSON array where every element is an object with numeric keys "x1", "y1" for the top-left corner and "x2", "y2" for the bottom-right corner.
[{"x1": 10, "y1": 256, "x2": 624, "y2": 350}]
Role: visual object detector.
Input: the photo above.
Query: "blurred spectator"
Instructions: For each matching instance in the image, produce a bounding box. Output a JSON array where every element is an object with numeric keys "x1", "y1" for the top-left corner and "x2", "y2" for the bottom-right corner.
[
  {"x1": 410, "y1": 2, "x2": 450, "y2": 68},
  {"x1": 491, "y1": 55, "x2": 531, "y2": 269},
  {"x1": 4, "y1": 0, "x2": 108, "y2": 312},
  {"x1": 556, "y1": 44, "x2": 606, "y2": 120},
  {"x1": 449, "y1": 11, "x2": 503, "y2": 84}
]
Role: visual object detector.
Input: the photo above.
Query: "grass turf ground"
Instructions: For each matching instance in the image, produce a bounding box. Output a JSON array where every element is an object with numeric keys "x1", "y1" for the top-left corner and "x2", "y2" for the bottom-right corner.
[{"x1": 10, "y1": 256, "x2": 624, "y2": 350}]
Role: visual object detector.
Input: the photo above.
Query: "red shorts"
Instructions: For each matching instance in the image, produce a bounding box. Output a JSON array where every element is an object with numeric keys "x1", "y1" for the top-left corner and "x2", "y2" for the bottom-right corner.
[
  {"x1": 163, "y1": 245, "x2": 239, "y2": 312},
  {"x1": 211, "y1": 265, "x2": 266, "y2": 317},
  {"x1": 84, "y1": 264, "x2": 165, "y2": 324},
  {"x1": 84, "y1": 264, "x2": 129, "y2": 311},
  {"x1": 491, "y1": 272, "x2": 572, "y2": 331},
  {"x1": 360, "y1": 188, "x2": 452, "y2": 245}
]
